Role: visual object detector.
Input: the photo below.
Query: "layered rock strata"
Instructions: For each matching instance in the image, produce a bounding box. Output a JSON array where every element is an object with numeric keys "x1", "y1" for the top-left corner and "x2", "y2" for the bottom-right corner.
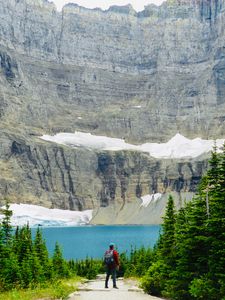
[{"x1": 0, "y1": 0, "x2": 225, "y2": 141}]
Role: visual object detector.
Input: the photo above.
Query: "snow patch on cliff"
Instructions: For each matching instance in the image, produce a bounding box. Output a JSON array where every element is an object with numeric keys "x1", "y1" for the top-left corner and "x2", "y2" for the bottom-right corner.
[
  {"x1": 40, "y1": 132, "x2": 225, "y2": 159},
  {"x1": 52, "y1": 0, "x2": 164, "y2": 13},
  {"x1": 141, "y1": 193, "x2": 162, "y2": 207},
  {"x1": 0, "y1": 204, "x2": 92, "y2": 227}
]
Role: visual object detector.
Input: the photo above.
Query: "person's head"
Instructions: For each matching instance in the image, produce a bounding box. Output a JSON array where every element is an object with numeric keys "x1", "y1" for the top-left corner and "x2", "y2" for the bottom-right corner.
[{"x1": 109, "y1": 242, "x2": 115, "y2": 250}]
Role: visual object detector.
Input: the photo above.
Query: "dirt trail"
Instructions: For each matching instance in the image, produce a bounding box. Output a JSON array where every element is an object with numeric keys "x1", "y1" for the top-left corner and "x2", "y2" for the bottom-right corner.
[{"x1": 68, "y1": 275, "x2": 164, "y2": 300}]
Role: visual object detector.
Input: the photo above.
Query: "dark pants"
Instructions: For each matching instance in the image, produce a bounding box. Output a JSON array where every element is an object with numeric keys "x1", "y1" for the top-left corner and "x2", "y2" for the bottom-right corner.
[{"x1": 105, "y1": 267, "x2": 117, "y2": 288}]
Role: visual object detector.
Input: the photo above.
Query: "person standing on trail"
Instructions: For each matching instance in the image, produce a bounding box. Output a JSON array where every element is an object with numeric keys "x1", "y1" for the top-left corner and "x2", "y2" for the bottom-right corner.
[{"x1": 104, "y1": 242, "x2": 120, "y2": 289}]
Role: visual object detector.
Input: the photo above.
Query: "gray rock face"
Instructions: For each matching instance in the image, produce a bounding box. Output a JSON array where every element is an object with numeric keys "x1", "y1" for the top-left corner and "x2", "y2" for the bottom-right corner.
[
  {"x1": 0, "y1": 0, "x2": 225, "y2": 141},
  {"x1": 0, "y1": 0, "x2": 224, "y2": 222}
]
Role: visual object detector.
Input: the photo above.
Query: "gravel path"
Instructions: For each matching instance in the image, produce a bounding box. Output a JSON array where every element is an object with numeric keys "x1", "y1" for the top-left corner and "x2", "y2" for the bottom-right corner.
[{"x1": 68, "y1": 275, "x2": 164, "y2": 300}]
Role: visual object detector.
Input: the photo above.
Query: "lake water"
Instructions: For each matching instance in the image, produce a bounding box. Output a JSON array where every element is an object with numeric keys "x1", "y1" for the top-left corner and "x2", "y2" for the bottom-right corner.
[{"x1": 34, "y1": 225, "x2": 161, "y2": 260}]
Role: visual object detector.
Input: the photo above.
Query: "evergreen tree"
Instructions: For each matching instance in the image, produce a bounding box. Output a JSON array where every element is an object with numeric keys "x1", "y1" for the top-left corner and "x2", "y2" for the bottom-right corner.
[
  {"x1": 207, "y1": 144, "x2": 221, "y2": 186},
  {"x1": 0, "y1": 224, "x2": 4, "y2": 259},
  {"x1": 207, "y1": 144, "x2": 225, "y2": 299},
  {"x1": 166, "y1": 206, "x2": 190, "y2": 300},
  {"x1": 167, "y1": 195, "x2": 210, "y2": 300},
  {"x1": 20, "y1": 252, "x2": 34, "y2": 288},
  {"x1": 12, "y1": 226, "x2": 20, "y2": 254},
  {"x1": 34, "y1": 226, "x2": 51, "y2": 279},
  {"x1": 159, "y1": 195, "x2": 176, "y2": 262},
  {"x1": 142, "y1": 195, "x2": 176, "y2": 296},
  {"x1": 52, "y1": 242, "x2": 69, "y2": 278},
  {"x1": 1, "y1": 200, "x2": 12, "y2": 245},
  {"x1": 0, "y1": 250, "x2": 21, "y2": 290},
  {"x1": 16, "y1": 224, "x2": 33, "y2": 264},
  {"x1": 29, "y1": 249, "x2": 44, "y2": 285}
]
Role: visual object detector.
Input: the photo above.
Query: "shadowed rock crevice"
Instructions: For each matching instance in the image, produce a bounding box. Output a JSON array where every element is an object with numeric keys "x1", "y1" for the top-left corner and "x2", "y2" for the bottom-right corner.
[{"x1": 0, "y1": 51, "x2": 17, "y2": 81}]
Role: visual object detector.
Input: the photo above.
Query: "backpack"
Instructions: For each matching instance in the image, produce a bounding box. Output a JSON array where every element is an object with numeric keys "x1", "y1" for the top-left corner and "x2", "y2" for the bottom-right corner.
[{"x1": 104, "y1": 250, "x2": 114, "y2": 265}]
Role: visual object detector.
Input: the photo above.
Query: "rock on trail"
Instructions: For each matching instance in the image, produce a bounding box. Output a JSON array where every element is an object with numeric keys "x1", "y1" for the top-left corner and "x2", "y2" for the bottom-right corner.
[{"x1": 68, "y1": 275, "x2": 164, "y2": 300}]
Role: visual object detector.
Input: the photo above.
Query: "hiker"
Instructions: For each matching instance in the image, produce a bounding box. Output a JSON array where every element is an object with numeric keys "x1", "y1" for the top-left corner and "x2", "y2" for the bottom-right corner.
[{"x1": 104, "y1": 242, "x2": 120, "y2": 289}]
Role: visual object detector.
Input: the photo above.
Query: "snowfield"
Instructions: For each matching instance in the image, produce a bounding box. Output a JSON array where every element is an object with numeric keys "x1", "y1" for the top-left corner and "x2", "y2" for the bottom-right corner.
[
  {"x1": 40, "y1": 132, "x2": 225, "y2": 159},
  {"x1": 141, "y1": 193, "x2": 162, "y2": 207},
  {"x1": 0, "y1": 204, "x2": 92, "y2": 227}
]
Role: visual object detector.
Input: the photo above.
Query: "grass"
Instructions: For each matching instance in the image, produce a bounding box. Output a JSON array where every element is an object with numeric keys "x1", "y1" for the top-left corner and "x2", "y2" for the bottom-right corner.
[{"x1": 0, "y1": 276, "x2": 81, "y2": 300}]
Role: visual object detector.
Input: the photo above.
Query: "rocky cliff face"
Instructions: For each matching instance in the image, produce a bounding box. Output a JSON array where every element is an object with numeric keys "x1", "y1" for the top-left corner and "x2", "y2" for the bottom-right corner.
[
  {"x1": 0, "y1": 128, "x2": 208, "y2": 222},
  {"x1": 0, "y1": 0, "x2": 224, "y2": 223}
]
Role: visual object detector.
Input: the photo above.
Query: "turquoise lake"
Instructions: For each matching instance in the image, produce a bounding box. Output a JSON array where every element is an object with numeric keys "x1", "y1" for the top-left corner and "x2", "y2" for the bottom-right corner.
[{"x1": 35, "y1": 225, "x2": 161, "y2": 260}]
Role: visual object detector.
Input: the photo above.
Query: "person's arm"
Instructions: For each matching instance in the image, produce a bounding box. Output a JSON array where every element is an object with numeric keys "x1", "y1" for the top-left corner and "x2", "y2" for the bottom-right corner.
[{"x1": 113, "y1": 250, "x2": 119, "y2": 266}]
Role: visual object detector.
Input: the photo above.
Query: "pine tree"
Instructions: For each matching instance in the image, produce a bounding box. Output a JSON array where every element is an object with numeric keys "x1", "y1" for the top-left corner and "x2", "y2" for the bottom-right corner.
[
  {"x1": 29, "y1": 249, "x2": 44, "y2": 285},
  {"x1": 159, "y1": 195, "x2": 176, "y2": 262},
  {"x1": 12, "y1": 226, "x2": 20, "y2": 254},
  {"x1": 142, "y1": 195, "x2": 176, "y2": 297},
  {"x1": 0, "y1": 200, "x2": 20, "y2": 291},
  {"x1": 0, "y1": 224, "x2": 4, "y2": 259},
  {"x1": 207, "y1": 144, "x2": 225, "y2": 299},
  {"x1": 207, "y1": 144, "x2": 221, "y2": 186},
  {"x1": 1, "y1": 200, "x2": 12, "y2": 245},
  {"x1": 167, "y1": 206, "x2": 190, "y2": 300},
  {"x1": 34, "y1": 226, "x2": 51, "y2": 279},
  {"x1": 16, "y1": 224, "x2": 33, "y2": 264},
  {"x1": 52, "y1": 242, "x2": 69, "y2": 278},
  {"x1": 0, "y1": 250, "x2": 21, "y2": 290},
  {"x1": 20, "y1": 251, "x2": 34, "y2": 288},
  {"x1": 167, "y1": 194, "x2": 210, "y2": 300}
]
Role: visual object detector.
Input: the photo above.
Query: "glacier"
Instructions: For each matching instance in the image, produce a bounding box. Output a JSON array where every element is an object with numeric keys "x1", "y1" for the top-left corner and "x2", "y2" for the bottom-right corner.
[
  {"x1": 40, "y1": 132, "x2": 225, "y2": 159},
  {"x1": 0, "y1": 204, "x2": 93, "y2": 227}
]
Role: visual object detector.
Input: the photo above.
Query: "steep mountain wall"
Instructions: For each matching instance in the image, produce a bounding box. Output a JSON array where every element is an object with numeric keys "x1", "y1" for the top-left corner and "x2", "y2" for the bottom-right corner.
[
  {"x1": 0, "y1": 0, "x2": 225, "y2": 141},
  {"x1": 0, "y1": 0, "x2": 224, "y2": 222}
]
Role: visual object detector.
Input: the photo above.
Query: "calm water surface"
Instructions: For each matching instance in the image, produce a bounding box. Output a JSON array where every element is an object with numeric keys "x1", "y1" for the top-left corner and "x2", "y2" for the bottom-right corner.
[{"x1": 34, "y1": 225, "x2": 161, "y2": 260}]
